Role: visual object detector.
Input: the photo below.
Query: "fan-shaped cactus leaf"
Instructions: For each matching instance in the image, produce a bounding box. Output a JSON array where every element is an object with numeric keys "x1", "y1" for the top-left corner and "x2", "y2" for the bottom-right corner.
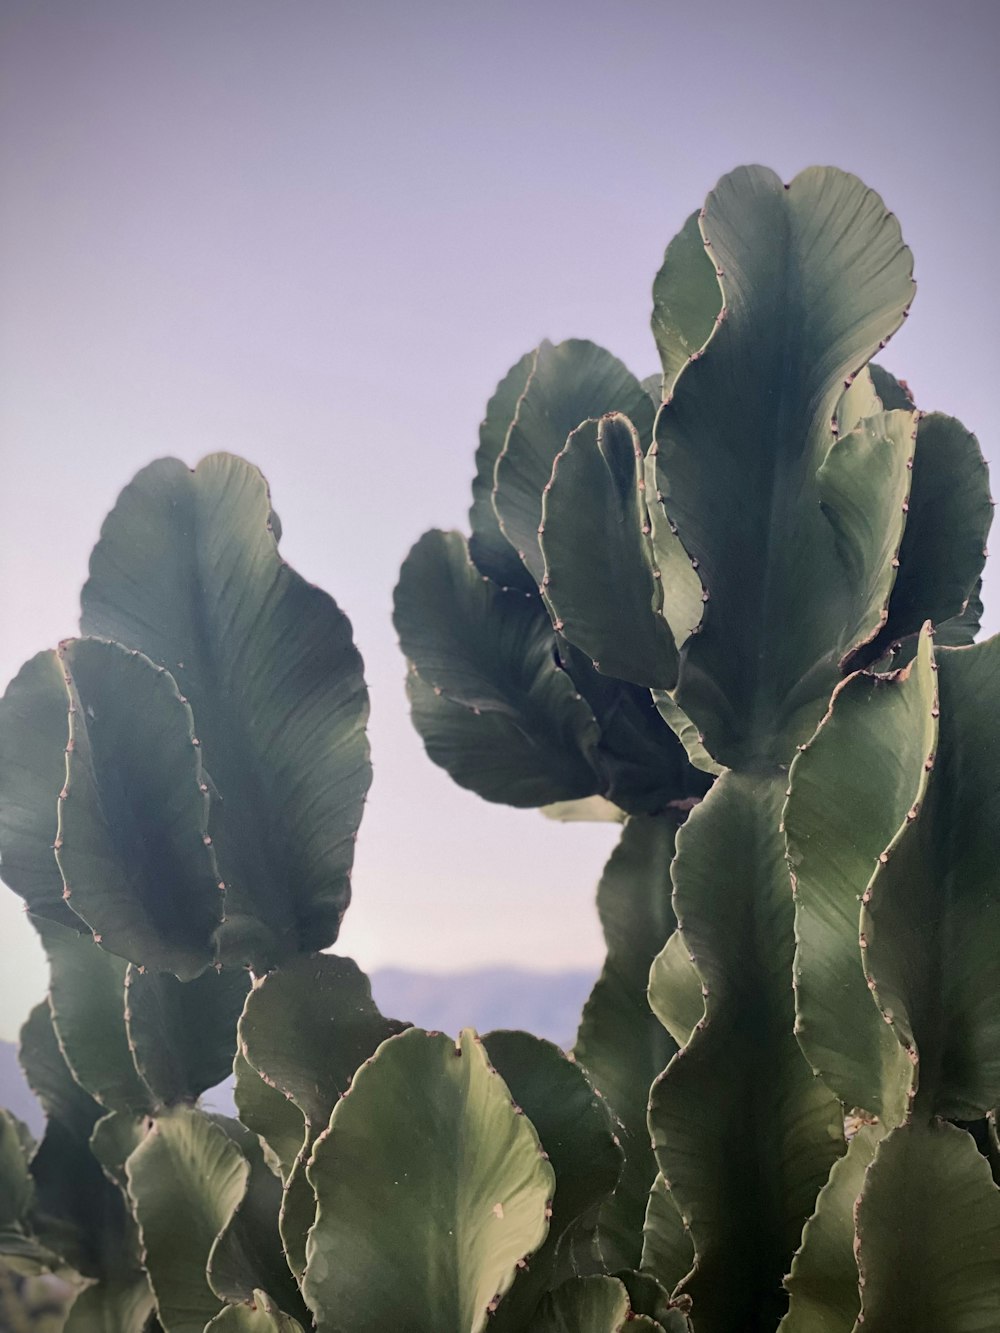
[
  {"x1": 468, "y1": 349, "x2": 538, "y2": 592},
  {"x1": 648, "y1": 773, "x2": 845, "y2": 1331},
  {"x1": 207, "y1": 1118, "x2": 309, "y2": 1325},
  {"x1": 540, "y1": 413, "x2": 678, "y2": 689},
  {"x1": 653, "y1": 166, "x2": 915, "y2": 768},
  {"x1": 80, "y1": 453, "x2": 371, "y2": 970},
  {"x1": 529, "y1": 1273, "x2": 663, "y2": 1331},
  {"x1": 34, "y1": 917, "x2": 149, "y2": 1116},
  {"x1": 481, "y1": 1030, "x2": 622, "y2": 1330},
  {"x1": 302, "y1": 1028, "x2": 554, "y2": 1333},
  {"x1": 0, "y1": 650, "x2": 79, "y2": 930},
  {"x1": 18, "y1": 1002, "x2": 96, "y2": 1137},
  {"x1": 19, "y1": 1003, "x2": 151, "y2": 1321},
  {"x1": 779, "y1": 1123, "x2": 884, "y2": 1332},
  {"x1": 651, "y1": 210, "x2": 722, "y2": 400},
  {"x1": 648, "y1": 931, "x2": 703, "y2": 1050},
  {"x1": 124, "y1": 964, "x2": 250, "y2": 1107},
  {"x1": 0, "y1": 1110, "x2": 58, "y2": 1274},
  {"x1": 854, "y1": 412, "x2": 991, "y2": 667},
  {"x1": 862, "y1": 634, "x2": 1000, "y2": 1121},
  {"x1": 556, "y1": 641, "x2": 708, "y2": 815},
  {"x1": 231, "y1": 1051, "x2": 305, "y2": 1184},
  {"x1": 494, "y1": 339, "x2": 655, "y2": 584},
  {"x1": 641, "y1": 1174, "x2": 694, "y2": 1300},
  {"x1": 125, "y1": 1106, "x2": 248, "y2": 1333},
  {"x1": 238, "y1": 953, "x2": 407, "y2": 1275},
  {"x1": 574, "y1": 815, "x2": 680, "y2": 1272},
  {"x1": 54, "y1": 638, "x2": 221, "y2": 979},
  {"x1": 852, "y1": 1121, "x2": 1000, "y2": 1332},
  {"x1": 396, "y1": 529, "x2": 601, "y2": 806},
  {"x1": 784, "y1": 629, "x2": 935, "y2": 1122},
  {"x1": 205, "y1": 1292, "x2": 304, "y2": 1332}
]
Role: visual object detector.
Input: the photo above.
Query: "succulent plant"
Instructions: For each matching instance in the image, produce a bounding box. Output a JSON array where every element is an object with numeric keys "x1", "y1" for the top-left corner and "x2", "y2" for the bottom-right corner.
[{"x1": 1, "y1": 164, "x2": 997, "y2": 1332}]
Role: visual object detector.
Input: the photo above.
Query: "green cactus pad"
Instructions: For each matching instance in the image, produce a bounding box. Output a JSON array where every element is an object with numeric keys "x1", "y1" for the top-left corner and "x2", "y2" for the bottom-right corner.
[
  {"x1": 34, "y1": 917, "x2": 150, "y2": 1115},
  {"x1": 857, "y1": 411, "x2": 991, "y2": 665},
  {"x1": 651, "y1": 210, "x2": 722, "y2": 400},
  {"x1": 205, "y1": 1292, "x2": 305, "y2": 1332},
  {"x1": 784, "y1": 627, "x2": 936, "y2": 1122},
  {"x1": 540, "y1": 413, "x2": 679, "y2": 689},
  {"x1": 852, "y1": 1120, "x2": 1000, "y2": 1332},
  {"x1": 574, "y1": 814, "x2": 680, "y2": 1272},
  {"x1": 468, "y1": 348, "x2": 538, "y2": 592},
  {"x1": 493, "y1": 339, "x2": 655, "y2": 584},
  {"x1": 779, "y1": 1123, "x2": 884, "y2": 1333},
  {"x1": 641, "y1": 1174, "x2": 694, "y2": 1301},
  {"x1": 125, "y1": 1106, "x2": 248, "y2": 1333},
  {"x1": 529, "y1": 1273, "x2": 664, "y2": 1331},
  {"x1": 396, "y1": 528, "x2": 601, "y2": 806},
  {"x1": 653, "y1": 165, "x2": 915, "y2": 768},
  {"x1": 302, "y1": 1028, "x2": 554, "y2": 1333},
  {"x1": 55, "y1": 638, "x2": 221, "y2": 979},
  {"x1": 863, "y1": 633, "x2": 1000, "y2": 1121},
  {"x1": 481, "y1": 1029, "x2": 622, "y2": 1329},
  {"x1": 648, "y1": 772, "x2": 844, "y2": 1331},
  {"x1": 0, "y1": 650, "x2": 79, "y2": 930},
  {"x1": 237, "y1": 953, "x2": 406, "y2": 1275},
  {"x1": 124, "y1": 964, "x2": 251, "y2": 1108},
  {"x1": 80, "y1": 453, "x2": 371, "y2": 970},
  {"x1": 206, "y1": 1117, "x2": 309, "y2": 1325}
]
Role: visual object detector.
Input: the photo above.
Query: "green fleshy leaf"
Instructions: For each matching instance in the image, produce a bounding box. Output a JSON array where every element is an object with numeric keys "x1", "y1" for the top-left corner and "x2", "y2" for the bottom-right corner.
[
  {"x1": 654, "y1": 166, "x2": 915, "y2": 768},
  {"x1": 834, "y1": 368, "x2": 881, "y2": 436},
  {"x1": 238, "y1": 953, "x2": 406, "y2": 1276},
  {"x1": 641, "y1": 1174, "x2": 694, "y2": 1299},
  {"x1": 20, "y1": 1005, "x2": 149, "y2": 1307},
  {"x1": 494, "y1": 339, "x2": 655, "y2": 584},
  {"x1": 652, "y1": 693, "x2": 723, "y2": 777},
  {"x1": 863, "y1": 634, "x2": 1000, "y2": 1120},
  {"x1": 395, "y1": 529, "x2": 601, "y2": 807},
  {"x1": 125, "y1": 1106, "x2": 248, "y2": 1333},
  {"x1": 854, "y1": 411, "x2": 991, "y2": 667},
  {"x1": 651, "y1": 210, "x2": 722, "y2": 399},
  {"x1": 302, "y1": 1028, "x2": 554, "y2": 1333},
  {"x1": 556, "y1": 641, "x2": 708, "y2": 815},
  {"x1": 204, "y1": 1292, "x2": 304, "y2": 1332},
  {"x1": 55, "y1": 638, "x2": 220, "y2": 979},
  {"x1": 33, "y1": 916, "x2": 149, "y2": 1115},
  {"x1": 574, "y1": 815, "x2": 679, "y2": 1272},
  {"x1": 784, "y1": 628, "x2": 936, "y2": 1121},
  {"x1": 482, "y1": 1030, "x2": 622, "y2": 1330},
  {"x1": 648, "y1": 773, "x2": 845, "y2": 1331},
  {"x1": 0, "y1": 650, "x2": 80, "y2": 930},
  {"x1": 852, "y1": 1121, "x2": 1000, "y2": 1332},
  {"x1": 779, "y1": 1123, "x2": 883, "y2": 1333},
  {"x1": 540, "y1": 795, "x2": 625, "y2": 823},
  {"x1": 468, "y1": 349, "x2": 537, "y2": 591},
  {"x1": 529, "y1": 1274, "x2": 661, "y2": 1331},
  {"x1": 124, "y1": 964, "x2": 250, "y2": 1107},
  {"x1": 207, "y1": 1118, "x2": 309, "y2": 1325},
  {"x1": 648, "y1": 931, "x2": 704, "y2": 1050},
  {"x1": 80, "y1": 453, "x2": 371, "y2": 970},
  {"x1": 540, "y1": 413, "x2": 678, "y2": 689},
  {"x1": 231, "y1": 1050, "x2": 304, "y2": 1184}
]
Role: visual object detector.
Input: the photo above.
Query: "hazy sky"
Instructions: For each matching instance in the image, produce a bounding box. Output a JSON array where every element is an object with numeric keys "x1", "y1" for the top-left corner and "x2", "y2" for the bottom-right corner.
[{"x1": 1, "y1": 0, "x2": 997, "y2": 1038}]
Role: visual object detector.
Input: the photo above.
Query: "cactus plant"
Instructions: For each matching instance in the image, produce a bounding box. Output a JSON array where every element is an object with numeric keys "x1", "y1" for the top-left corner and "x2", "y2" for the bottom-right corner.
[{"x1": 0, "y1": 163, "x2": 998, "y2": 1332}]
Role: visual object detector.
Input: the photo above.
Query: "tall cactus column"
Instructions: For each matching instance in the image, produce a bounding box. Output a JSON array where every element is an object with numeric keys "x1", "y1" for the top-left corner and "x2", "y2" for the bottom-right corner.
[{"x1": 537, "y1": 165, "x2": 916, "y2": 1329}]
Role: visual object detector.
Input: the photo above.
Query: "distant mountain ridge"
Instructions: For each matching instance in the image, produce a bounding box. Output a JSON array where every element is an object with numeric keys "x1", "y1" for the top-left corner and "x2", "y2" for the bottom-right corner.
[{"x1": 1, "y1": 967, "x2": 595, "y2": 1134}]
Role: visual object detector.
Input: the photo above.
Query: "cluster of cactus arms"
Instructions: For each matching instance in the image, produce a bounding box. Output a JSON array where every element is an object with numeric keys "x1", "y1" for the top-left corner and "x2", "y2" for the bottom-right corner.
[{"x1": 0, "y1": 165, "x2": 998, "y2": 1333}]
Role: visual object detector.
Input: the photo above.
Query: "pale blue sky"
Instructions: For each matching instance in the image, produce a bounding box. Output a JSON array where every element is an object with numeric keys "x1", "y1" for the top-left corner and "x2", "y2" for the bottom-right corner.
[{"x1": 1, "y1": 0, "x2": 997, "y2": 1037}]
